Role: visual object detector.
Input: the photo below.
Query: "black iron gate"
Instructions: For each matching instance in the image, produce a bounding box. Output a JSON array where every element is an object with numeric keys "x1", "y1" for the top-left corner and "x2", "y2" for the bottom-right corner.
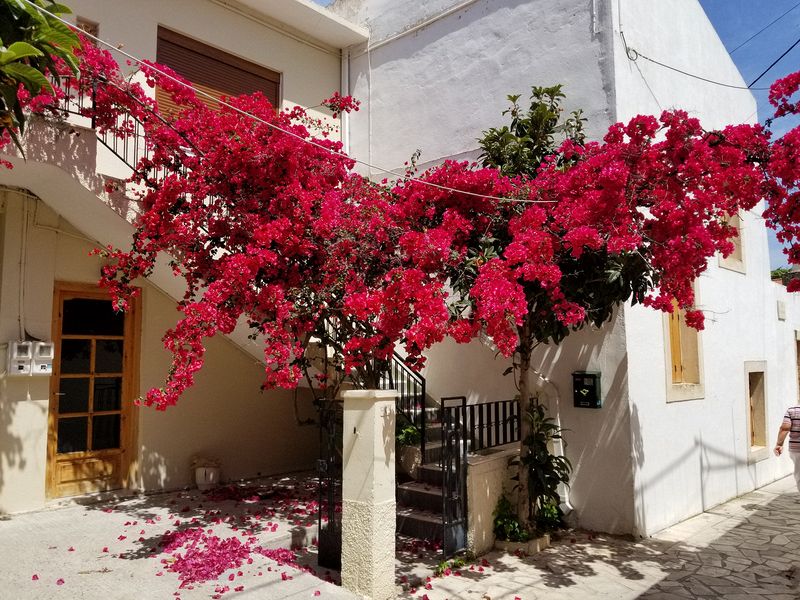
[
  {"x1": 441, "y1": 396, "x2": 468, "y2": 557},
  {"x1": 316, "y1": 399, "x2": 343, "y2": 570}
]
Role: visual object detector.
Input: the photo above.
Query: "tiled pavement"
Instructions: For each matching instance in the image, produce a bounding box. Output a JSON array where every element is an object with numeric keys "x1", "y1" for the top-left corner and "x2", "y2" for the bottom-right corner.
[
  {"x1": 0, "y1": 474, "x2": 798, "y2": 599},
  {"x1": 397, "y1": 476, "x2": 800, "y2": 599}
]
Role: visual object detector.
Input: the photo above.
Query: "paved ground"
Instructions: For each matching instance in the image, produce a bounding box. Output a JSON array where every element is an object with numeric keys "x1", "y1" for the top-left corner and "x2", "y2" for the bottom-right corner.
[
  {"x1": 0, "y1": 475, "x2": 798, "y2": 599},
  {"x1": 398, "y1": 477, "x2": 800, "y2": 599}
]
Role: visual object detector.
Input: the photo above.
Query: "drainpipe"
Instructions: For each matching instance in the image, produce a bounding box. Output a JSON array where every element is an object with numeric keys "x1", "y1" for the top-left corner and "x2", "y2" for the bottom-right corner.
[
  {"x1": 340, "y1": 47, "x2": 351, "y2": 156},
  {"x1": 528, "y1": 367, "x2": 574, "y2": 517}
]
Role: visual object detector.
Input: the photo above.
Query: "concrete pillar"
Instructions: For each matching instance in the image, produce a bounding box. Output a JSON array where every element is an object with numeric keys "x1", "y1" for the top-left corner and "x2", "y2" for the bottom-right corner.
[{"x1": 341, "y1": 389, "x2": 396, "y2": 600}]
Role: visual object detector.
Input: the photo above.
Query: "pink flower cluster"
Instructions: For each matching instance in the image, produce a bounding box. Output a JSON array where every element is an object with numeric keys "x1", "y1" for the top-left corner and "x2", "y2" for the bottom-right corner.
[{"x1": 18, "y1": 37, "x2": 799, "y2": 405}]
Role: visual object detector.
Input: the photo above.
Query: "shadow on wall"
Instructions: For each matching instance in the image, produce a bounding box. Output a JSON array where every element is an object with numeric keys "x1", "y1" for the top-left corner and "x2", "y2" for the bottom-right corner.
[
  {"x1": 531, "y1": 313, "x2": 635, "y2": 534},
  {"x1": 0, "y1": 376, "x2": 47, "y2": 512},
  {"x1": 8, "y1": 115, "x2": 142, "y2": 226}
]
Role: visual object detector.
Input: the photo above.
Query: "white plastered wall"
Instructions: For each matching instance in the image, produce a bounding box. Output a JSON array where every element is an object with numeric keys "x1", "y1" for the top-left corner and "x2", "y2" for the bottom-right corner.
[
  {"x1": 334, "y1": 0, "x2": 617, "y2": 175},
  {"x1": 610, "y1": 0, "x2": 796, "y2": 536},
  {"x1": 0, "y1": 189, "x2": 319, "y2": 514}
]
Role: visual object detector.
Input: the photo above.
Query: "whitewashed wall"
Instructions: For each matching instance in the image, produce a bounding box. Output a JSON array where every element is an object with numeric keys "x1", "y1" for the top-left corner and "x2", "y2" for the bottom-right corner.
[
  {"x1": 333, "y1": 0, "x2": 616, "y2": 175},
  {"x1": 610, "y1": 0, "x2": 795, "y2": 536},
  {"x1": 336, "y1": 0, "x2": 639, "y2": 533}
]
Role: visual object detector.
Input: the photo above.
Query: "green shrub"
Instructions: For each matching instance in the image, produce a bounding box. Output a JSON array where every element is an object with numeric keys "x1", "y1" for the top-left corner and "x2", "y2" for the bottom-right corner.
[
  {"x1": 396, "y1": 424, "x2": 421, "y2": 447},
  {"x1": 493, "y1": 495, "x2": 530, "y2": 542}
]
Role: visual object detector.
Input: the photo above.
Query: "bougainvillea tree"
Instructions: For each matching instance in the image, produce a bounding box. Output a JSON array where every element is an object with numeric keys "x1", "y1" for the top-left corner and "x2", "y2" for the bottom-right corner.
[
  {"x1": 391, "y1": 83, "x2": 796, "y2": 529},
  {"x1": 52, "y1": 41, "x2": 452, "y2": 408},
  {"x1": 7, "y1": 9, "x2": 800, "y2": 531}
]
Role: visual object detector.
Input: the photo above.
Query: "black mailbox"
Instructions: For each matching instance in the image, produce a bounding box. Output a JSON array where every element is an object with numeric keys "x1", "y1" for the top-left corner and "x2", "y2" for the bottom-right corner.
[{"x1": 572, "y1": 371, "x2": 601, "y2": 409}]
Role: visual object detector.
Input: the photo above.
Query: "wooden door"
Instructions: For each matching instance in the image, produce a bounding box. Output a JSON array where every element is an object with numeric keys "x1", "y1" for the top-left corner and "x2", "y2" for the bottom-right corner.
[{"x1": 46, "y1": 283, "x2": 139, "y2": 498}]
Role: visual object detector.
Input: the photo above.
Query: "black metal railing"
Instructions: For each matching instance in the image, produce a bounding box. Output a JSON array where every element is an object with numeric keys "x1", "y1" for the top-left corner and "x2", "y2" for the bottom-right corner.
[
  {"x1": 49, "y1": 74, "x2": 167, "y2": 184},
  {"x1": 440, "y1": 396, "x2": 520, "y2": 454},
  {"x1": 465, "y1": 398, "x2": 520, "y2": 452},
  {"x1": 381, "y1": 352, "x2": 427, "y2": 459}
]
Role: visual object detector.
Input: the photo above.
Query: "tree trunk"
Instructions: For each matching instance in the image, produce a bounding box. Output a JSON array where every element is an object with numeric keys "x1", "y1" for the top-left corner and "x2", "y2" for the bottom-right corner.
[{"x1": 516, "y1": 320, "x2": 533, "y2": 531}]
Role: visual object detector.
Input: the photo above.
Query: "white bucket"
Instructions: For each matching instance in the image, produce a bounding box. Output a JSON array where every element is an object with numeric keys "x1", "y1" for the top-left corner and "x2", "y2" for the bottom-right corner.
[{"x1": 195, "y1": 466, "x2": 220, "y2": 490}]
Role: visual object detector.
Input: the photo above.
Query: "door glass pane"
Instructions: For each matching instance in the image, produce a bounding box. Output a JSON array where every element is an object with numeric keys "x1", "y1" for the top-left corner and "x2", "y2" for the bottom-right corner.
[
  {"x1": 92, "y1": 414, "x2": 121, "y2": 450},
  {"x1": 95, "y1": 340, "x2": 123, "y2": 374},
  {"x1": 58, "y1": 378, "x2": 89, "y2": 413},
  {"x1": 57, "y1": 417, "x2": 88, "y2": 453},
  {"x1": 61, "y1": 340, "x2": 91, "y2": 374},
  {"x1": 94, "y1": 378, "x2": 122, "y2": 411},
  {"x1": 63, "y1": 299, "x2": 124, "y2": 336}
]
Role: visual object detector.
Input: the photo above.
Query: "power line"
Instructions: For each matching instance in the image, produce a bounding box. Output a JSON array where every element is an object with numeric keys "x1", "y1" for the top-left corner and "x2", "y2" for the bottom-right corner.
[
  {"x1": 748, "y1": 34, "x2": 800, "y2": 88},
  {"x1": 729, "y1": 0, "x2": 800, "y2": 54},
  {"x1": 620, "y1": 31, "x2": 770, "y2": 91},
  {"x1": 20, "y1": 0, "x2": 551, "y2": 205}
]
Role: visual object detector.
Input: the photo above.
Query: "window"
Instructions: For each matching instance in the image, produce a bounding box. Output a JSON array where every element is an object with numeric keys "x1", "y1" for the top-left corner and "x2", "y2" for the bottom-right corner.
[
  {"x1": 668, "y1": 300, "x2": 700, "y2": 384},
  {"x1": 744, "y1": 361, "x2": 768, "y2": 462},
  {"x1": 76, "y1": 17, "x2": 99, "y2": 41},
  {"x1": 719, "y1": 213, "x2": 745, "y2": 273},
  {"x1": 664, "y1": 299, "x2": 704, "y2": 402},
  {"x1": 155, "y1": 27, "x2": 281, "y2": 115}
]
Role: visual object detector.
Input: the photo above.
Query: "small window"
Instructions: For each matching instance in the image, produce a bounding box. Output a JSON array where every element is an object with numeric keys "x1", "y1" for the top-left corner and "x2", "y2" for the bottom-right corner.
[
  {"x1": 719, "y1": 213, "x2": 745, "y2": 273},
  {"x1": 744, "y1": 361, "x2": 768, "y2": 462},
  {"x1": 748, "y1": 371, "x2": 766, "y2": 448},
  {"x1": 668, "y1": 300, "x2": 700, "y2": 385},
  {"x1": 76, "y1": 17, "x2": 99, "y2": 41},
  {"x1": 155, "y1": 27, "x2": 281, "y2": 116}
]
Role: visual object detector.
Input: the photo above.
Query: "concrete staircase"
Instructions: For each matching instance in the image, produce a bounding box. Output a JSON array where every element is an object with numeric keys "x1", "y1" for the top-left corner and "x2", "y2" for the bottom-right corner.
[{"x1": 396, "y1": 411, "x2": 447, "y2": 543}]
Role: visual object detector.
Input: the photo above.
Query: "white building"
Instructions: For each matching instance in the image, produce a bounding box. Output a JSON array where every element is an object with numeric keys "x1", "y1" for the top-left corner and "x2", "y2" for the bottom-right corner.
[
  {"x1": 331, "y1": 0, "x2": 800, "y2": 537},
  {"x1": 0, "y1": 0, "x2": 797, "y2": 547}
]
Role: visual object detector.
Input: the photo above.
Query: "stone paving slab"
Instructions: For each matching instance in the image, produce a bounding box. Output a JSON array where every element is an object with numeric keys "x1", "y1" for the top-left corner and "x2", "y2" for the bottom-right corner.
[
  {"x1": 394, "y1": 476, "x2": 800, "y2": 599},
  {"x1": 2, "y1": 474, "x2": 800, "y2": 599}
]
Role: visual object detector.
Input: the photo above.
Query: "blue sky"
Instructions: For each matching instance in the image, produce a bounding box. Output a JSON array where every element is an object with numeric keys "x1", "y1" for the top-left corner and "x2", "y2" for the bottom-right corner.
[
  {"x1": 700, "y1": 0, "x2": 800, "y2": 269},
  {"x1": 313, "y1": 0, "x2": 797, "y2": 267}
]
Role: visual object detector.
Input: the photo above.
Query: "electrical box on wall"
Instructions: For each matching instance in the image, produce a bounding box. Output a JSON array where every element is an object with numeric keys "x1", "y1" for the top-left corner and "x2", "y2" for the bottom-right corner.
[
  {"x1": 6, "y1": 341, "x2": 54, "y2": 376},
  {"x1": 573, "y1": 371, "x2": 601, "y2": 409},
  {"x1": 7, "y1": 341, "x2": 33, "y2": 376},
  {"x1": 32, "y1": 341, "x2": 55, "y2": 375}
]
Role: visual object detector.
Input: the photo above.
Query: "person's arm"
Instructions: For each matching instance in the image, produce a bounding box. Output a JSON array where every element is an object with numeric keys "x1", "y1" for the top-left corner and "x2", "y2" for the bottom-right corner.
[{"x1": 775, "y1": 420, "x2": 792, "y2": 456}]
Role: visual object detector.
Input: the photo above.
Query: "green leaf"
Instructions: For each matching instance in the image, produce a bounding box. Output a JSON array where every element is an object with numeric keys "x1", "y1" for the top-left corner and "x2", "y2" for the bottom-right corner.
[
  {"x1": 0, "y1": 41, "x2": 44, "y2": 64},
  {"x1": 43, "y1": 3, "x2": 73, "y2": 15},
  {"x1": 6, "y1": 125, "x2": 25, "y2": 158},
  {"x1": 2, "y1": 61, "x2": 52, "y2": 93}
]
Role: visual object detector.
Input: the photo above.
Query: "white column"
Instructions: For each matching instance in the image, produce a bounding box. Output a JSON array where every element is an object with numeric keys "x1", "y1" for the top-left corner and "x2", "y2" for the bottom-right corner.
[{"x1": 341, "y1": 389, "x2": 396, "y2": 600}]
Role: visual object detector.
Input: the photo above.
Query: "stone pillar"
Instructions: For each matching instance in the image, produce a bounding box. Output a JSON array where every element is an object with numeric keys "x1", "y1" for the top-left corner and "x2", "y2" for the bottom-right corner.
[{"x1": 341, "y1": 389, "x2": 396, "y2": 600}]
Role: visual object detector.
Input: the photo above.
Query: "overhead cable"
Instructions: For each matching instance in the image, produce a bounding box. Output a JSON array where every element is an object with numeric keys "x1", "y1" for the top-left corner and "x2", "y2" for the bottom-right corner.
[
  {"x1": 748, "y1": 34, "x2": 800, "y2": 88},
  {"x1": 729, "y1": 1, "x2": 800, "y2": 54}
]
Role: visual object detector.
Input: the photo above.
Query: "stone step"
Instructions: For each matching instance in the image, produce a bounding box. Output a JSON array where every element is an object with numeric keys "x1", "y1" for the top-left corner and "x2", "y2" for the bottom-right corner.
[
  {"x1": 423, "y1": 441, "x2": 444, "y2": 464},
  {"x1": 396, "y1": 506, "x2": 443, "y2": 542},
  {"x1": 425, "y1": 422, "x2": 443, "y2": 443},
  {"x1": 397, "y1": 481, "x2": 442, "y2": 514},
  {"x1": 418, "y1": 462, "x2": 443, "y2": 486}
]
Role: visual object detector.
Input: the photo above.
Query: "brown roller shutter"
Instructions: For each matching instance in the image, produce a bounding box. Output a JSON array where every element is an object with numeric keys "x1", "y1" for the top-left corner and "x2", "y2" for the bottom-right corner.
[{"x1": 155, "y1": 26, "x2": 280, "y2": 116}]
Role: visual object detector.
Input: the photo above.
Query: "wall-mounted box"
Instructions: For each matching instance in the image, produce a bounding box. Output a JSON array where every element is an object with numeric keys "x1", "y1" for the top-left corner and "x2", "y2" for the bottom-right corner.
[
  {"x1": 32, "y1": 341, "x2": 55, "y2": 376},
  {"x1": 573, "y1": 371, "x2": 601, "y2": 409},
  {"x1": 6, "y1": 341, "x2": 33, "y2": 376}
]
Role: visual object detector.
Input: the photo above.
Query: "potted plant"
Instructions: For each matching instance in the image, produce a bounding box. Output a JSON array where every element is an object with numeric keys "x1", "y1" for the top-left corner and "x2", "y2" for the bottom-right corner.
[
  {"x1": 192, "y1": 456, "x2": 221, "y2": 491},
  {"x1": 495, "y1": 401, "x2": 571, "y2": 554},
  {"x1": 396, "y1": 417, "x2": 422, "y2": 479}
]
